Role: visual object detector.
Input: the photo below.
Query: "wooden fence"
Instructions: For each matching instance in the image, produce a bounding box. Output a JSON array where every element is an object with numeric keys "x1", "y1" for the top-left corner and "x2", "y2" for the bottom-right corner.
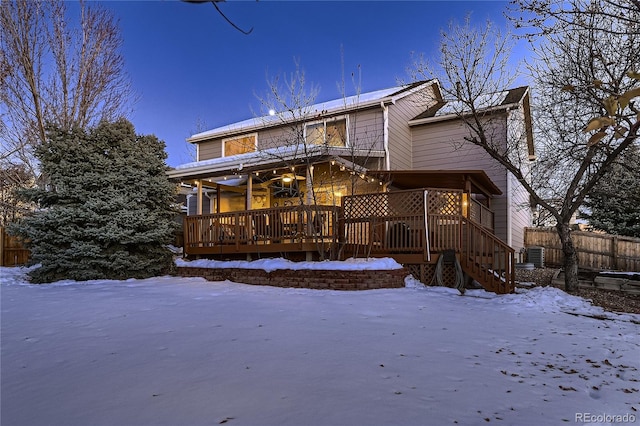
[
  {"x1": 524, "y1": 227, "x2": 640, "y2": 272},
  {"x1": 0, "y1": 227, "x2": 30, "y2": 267}
]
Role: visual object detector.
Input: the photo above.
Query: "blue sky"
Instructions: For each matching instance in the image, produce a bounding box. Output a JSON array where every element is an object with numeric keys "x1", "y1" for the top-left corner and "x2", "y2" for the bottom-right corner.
[{"x1": 96, "y1": 1, "x2": 519, "y2": 166}]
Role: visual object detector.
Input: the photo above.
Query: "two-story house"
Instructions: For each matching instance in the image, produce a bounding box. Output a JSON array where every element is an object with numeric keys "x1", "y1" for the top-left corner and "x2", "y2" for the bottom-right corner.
[{"x1": 168, "y1": 79, "x2": 534, "y2": 293}]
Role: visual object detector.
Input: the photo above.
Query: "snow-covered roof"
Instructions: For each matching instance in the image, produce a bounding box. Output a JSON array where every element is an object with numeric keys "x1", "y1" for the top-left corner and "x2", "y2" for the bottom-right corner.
[
  {"x1": 188, "y1": 81, "x2": 433, "y2": 143},
  {"x1": 167, "y1": 143, "x2": 383, "y2": 180}
]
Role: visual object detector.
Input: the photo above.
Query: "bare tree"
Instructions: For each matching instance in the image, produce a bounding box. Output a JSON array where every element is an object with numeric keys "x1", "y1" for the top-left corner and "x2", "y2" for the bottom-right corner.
[
  {"x1": 0, "y1": 163, "x2": 32, "y2": 227},
  {"x1": 509, "y1": 0, "x2": 640, "y2": 36},
  {"x1": 0, "y1": 0, "x2": 133, "y2": 187},
  {"x1": 253, "y1": 61, "x2": 385, "y2": 259},
  {"x1": 412, "y1": 5, "x2": 640, "y2": 292}
]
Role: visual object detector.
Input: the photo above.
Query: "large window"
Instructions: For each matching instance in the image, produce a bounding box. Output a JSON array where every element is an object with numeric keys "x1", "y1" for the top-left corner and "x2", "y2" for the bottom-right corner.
[
  {"x1": 306, "y1": 117, "x2": 347, "y2": 147},
  {"x1": 222, "y1": 133, "x2": 257, "y2": 157}
]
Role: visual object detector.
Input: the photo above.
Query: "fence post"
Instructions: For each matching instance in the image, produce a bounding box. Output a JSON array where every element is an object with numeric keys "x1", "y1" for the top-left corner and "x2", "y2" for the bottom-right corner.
[
  {"x1": 0, "y1": 227, "x2": 4, "y2": 267},
  {"x1": 611, "y1": 236, "x2": 618, "y2": 271}
]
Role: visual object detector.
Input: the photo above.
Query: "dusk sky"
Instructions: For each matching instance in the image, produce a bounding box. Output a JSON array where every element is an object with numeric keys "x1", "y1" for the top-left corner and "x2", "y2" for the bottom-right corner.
[{"x1": 91, "y1": 1, "x2": 523, "y2": 167}]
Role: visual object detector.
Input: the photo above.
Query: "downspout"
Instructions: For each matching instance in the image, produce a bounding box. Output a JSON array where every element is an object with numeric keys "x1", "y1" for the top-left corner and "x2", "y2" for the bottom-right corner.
[
  {"x1": 506, "y1": 174, "x2": 513, "y2": 247},
  {"x1": 381, "y1": 101, "x2": 390, "y2": 170}
]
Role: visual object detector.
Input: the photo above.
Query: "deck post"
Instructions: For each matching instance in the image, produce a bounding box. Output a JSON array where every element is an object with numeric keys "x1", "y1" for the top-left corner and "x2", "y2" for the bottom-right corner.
[
  {"x1": 246, "y1": 176, "x2": 253, "y2": 210},
  {"x1": 196, "y1": 180, "x2": 203, "y2": 215}
]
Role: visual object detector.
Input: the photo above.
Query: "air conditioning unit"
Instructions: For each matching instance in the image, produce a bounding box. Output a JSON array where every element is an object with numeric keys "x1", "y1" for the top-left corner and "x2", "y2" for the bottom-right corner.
[{"x1": 527, "y1": 246, "x2": 545, "y2": 268}]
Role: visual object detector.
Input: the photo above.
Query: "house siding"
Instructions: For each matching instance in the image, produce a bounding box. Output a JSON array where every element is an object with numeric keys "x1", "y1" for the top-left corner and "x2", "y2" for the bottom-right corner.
[
  {"x1": 348, "y1": 108, "x2": 384, "y2": 151},
  {"x1": 509, "y1": 172, "x2": 531, "y2": 253},
  {"x1": 506, "y1": 107, "x2": 533, "y2": 251},
  {"x1": 388, "y1": 87, "x2": 440, "y2": 170},
  {"x1": 195, "y1": 109, "x2": 385, "y2": 161},
  {"x1": 410, "y1": 118, "x2": 512, "y2": 244},
  {"x1": 197, "y1": 139, "x2": 222, "y2": 161}
]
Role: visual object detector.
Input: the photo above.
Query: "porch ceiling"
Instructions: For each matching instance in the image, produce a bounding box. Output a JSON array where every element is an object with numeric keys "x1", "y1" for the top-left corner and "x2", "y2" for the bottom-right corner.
[{"x1": 369, "y1": 170, "x2": 503, "y2": 196}]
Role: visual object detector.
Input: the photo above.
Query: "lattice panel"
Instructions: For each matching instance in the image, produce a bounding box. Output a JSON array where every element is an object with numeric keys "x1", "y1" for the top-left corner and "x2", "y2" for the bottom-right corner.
[
  {"x1": 406, "y1": 264, "x2": 422, "y2": 281},
  {"x1": 386, "y1": 191, "x2": 424, "y2": 216},
  {"x1": 406, "y1": 263, "x2": 457, "y2": 288},
  {"x1": 343, "y1": 190, "x2": 427, "y2": 219},
  {"x1": 343, "y1": 193, "x2": 390, "y2": 219},
  {"x1": 428, "y1": 190, "x2": 462, "y2": 216}
]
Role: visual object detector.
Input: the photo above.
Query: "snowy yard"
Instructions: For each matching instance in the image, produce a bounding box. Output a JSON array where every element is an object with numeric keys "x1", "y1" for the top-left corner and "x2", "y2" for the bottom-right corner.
[{"x1": 1, "y1": 263, "x2": 639, "y2": 426}]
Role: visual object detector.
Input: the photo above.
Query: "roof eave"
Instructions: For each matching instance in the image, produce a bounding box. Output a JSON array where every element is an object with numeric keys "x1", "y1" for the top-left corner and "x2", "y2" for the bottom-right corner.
[
  {"x1": 167, "y1": 147, "x2": 385, "y2": 180},
  {"x1": 408, "y1": 102, "x2": 520, "y2": 127}
]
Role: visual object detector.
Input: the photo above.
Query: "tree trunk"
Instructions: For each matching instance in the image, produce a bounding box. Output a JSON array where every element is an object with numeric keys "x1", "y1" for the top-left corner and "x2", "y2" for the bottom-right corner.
[{"x1": 556, "y1": 222, "x2": 579, "y2": 293}]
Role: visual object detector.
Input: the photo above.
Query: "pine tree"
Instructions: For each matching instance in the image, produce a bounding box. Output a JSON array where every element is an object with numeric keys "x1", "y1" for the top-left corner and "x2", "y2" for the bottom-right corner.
[
  {"x1": 582, "y1": 146, "x2": 640, "y2": 238},
  {"x1": 11, "y1": 119, "x2": 178, "y2": 283}
]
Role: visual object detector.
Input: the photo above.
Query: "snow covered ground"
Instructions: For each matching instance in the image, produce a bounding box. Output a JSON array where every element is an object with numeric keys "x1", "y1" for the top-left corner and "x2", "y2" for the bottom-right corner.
[{"x1": 1, "y1": 263, "x2": 639, "y2": 426}]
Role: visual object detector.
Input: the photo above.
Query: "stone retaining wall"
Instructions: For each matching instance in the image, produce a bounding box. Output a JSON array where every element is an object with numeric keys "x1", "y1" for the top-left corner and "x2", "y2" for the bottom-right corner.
[{"x1": 175, "y1": 266, "x2": 408, "y2": 290}]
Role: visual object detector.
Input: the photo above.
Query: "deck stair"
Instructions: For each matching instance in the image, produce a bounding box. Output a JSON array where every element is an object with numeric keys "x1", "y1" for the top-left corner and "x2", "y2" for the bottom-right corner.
[
  {"x1": 459, "y1": 218, "x2": 515, "y2": 294},
  {"x1": 342, "y1": 189, "x2": 515, "y2": 294}
]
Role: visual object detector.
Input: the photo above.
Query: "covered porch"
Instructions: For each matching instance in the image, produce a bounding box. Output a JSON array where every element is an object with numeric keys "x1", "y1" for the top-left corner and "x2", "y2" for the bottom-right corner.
[{"x1": 169, "y1": 153, "x2": 514, "y2": 293}]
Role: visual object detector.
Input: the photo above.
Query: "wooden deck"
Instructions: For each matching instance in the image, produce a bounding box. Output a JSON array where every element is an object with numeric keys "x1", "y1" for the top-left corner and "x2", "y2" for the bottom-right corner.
[
  {"x1": 182, "y1": 189, "x2": 515, "y2": 293},
  {"x1": 184, "y1": 205, "x2": 341, "y2": 260}
]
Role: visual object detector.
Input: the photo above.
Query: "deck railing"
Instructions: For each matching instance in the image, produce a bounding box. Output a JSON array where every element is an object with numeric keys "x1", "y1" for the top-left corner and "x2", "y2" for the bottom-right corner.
[
  {"x1": 181, "y1": 189, "x2": 514, "y2": 293},
  {"x1": 342, "y1": 189, "x2": 469, "y2": 258},
  {"x1": 183, "y1": 205, "x2": 341, "y2": 254},
  {"x1": 341, "y1": 188, "x2": 514, "y2": 293},
  {"x1": 469, "y1": 198, "x2": 494, "y2": 231},
  {"x1": 460, "y1": 218, "x2": 515, "y2": 294}
]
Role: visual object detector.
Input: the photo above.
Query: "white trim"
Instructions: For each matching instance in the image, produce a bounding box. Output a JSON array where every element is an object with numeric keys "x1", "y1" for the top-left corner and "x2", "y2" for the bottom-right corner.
[
  {"x1": 408, "y1": 102, "x2": 523, "y2": 127},
  {"x1": 221, "y1": 132, "x2": 258, "y2": 157}
]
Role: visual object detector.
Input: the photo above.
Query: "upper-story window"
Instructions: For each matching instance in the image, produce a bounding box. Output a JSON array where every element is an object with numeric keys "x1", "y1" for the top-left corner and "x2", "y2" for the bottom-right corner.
[
  {"x1": 305, "y1": 117, "x2": 347, "y2": 147},
  {"x1": 222, "y1": 133, "x2": 257, "y2": 157}
]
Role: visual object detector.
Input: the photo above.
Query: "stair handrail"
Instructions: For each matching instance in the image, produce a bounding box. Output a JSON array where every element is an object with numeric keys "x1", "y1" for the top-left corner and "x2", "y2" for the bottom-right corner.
[{"x1": 460, "y1": 217, "x2": 515, "y2": 294}]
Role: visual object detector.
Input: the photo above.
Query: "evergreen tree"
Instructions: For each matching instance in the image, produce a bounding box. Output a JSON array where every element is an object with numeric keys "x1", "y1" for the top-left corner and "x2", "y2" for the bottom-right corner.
[
  {"x1": 582, "y1": 146, "x2": 640, "y2": 238},
  {"x1": 11, "y1": 119, "x2": 178, "y2": 283}
]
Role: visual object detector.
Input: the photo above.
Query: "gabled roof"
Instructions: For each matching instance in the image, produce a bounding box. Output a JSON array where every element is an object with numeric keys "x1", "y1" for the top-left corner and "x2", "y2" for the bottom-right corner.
[
  {"x1": 408, "y1": 85, "x2": 535, "y2": 158},
  {"x1": 187, "y1": 80, "x2": 434, "y2": 143},
  {"x1": 410, "y1": 86, "x2": 529, "y2": 122}
]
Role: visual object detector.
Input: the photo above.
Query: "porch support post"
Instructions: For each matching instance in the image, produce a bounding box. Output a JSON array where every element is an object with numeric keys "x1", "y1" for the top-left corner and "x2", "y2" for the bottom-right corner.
[
  {"x1": 306, "y1": 166, "x2": 314, "y2": 205},
  {"x1": 196, "y1": 180, "x2": 203, "y2": 215},
  {"x1": 216, "y1": 184, "x2": 221, "y2": 213},
  {"x1": 246, "y1": 175, "x2": 253, "y2": 210}
]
